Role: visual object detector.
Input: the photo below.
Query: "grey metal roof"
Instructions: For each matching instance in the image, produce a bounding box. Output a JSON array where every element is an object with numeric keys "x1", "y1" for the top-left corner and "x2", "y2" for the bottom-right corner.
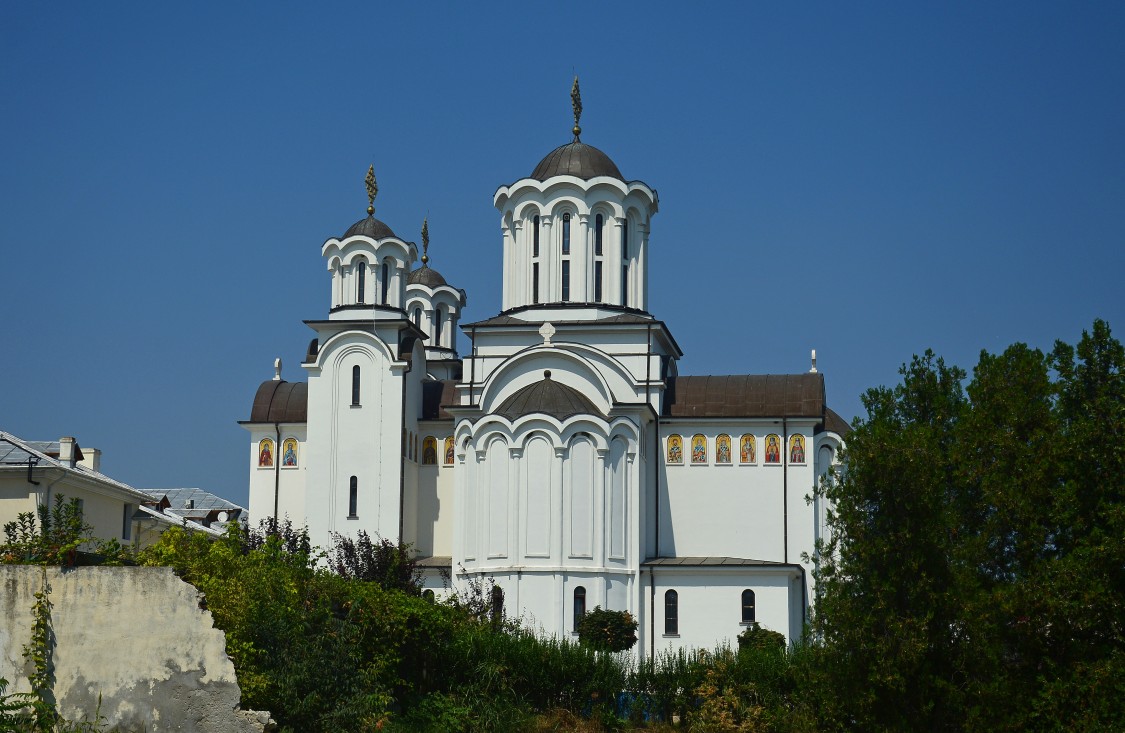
[
  {"x1": 0, "y1": 431, "x2": 150, "y2": 502},
  {"x1": 407, "y1": 265, "x2": 448, "y2": 288},
  {"x1": 416, "y1": 555, "x2": 452, "y2": 568},
  {"x1": 144, "y1": 488, "x2": 244, "y2": 515},
  {"x1": 463, "y1": 311, "x2": 655, "y2": 329},
  {"x1": 531, "y1": 141, "x2": 623, "y2": 181},
  {"x1": 248, "y1": 380, "x2": 308, "y2": 423},
  {"x1": 495, "y1": 373, "x2": 603, "y2": 421},
  {"x1": 663, "y1": 374, "x2": 826, "y2": 419},
  {"x1": 342, "y1": 215, "x2": 397, "y2": 241},
  {"x1": 642, "y1": 557, "x2": 793, "y2": 567}
]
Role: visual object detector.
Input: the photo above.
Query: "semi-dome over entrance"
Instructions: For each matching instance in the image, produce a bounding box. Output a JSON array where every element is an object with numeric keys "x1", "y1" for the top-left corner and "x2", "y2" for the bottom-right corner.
[{"x1": 531, "y1": 141, "x2": 622, "y2": 181}]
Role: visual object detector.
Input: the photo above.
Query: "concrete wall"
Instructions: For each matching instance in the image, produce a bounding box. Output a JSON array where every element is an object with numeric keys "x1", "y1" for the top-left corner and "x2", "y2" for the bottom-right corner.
[{"x1": 0, "y1": 566, "x2": 268, "y2": 732}]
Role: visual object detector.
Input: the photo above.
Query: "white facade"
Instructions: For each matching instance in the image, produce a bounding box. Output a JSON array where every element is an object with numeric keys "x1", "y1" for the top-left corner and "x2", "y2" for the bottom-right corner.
[{"x1": 242, "y1": 124, "x2": 846, "y2": 655}]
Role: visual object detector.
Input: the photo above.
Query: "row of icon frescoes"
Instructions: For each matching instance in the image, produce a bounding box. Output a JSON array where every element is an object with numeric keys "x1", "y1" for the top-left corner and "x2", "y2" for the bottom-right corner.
[
  {"x1": 256, "y1": 432, "x2": 808, "y2": 470},
  {"x1": 665, "y1": 433, "x2": 806, "y2": 466}
]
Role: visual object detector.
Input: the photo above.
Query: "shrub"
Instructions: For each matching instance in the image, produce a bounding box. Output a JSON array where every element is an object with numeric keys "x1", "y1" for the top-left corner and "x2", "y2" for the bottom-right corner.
[{"x1": 576, "y1": 606, "x2": 638, "y2": 653}]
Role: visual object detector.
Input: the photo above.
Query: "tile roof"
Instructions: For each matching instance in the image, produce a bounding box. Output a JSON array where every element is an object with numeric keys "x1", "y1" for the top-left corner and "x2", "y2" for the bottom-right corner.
[{"x1": 662, "y1": 374, "x2": 826, "y2": 419}]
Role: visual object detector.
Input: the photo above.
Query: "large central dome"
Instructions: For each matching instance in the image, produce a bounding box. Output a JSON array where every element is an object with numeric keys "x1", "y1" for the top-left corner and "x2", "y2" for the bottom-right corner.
[{"x1": 530, "y1": 141, "x2": 623, "y2": 181}]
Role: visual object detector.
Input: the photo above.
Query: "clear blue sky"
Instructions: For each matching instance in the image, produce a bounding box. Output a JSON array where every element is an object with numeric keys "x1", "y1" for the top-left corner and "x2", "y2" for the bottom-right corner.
[{"x1": 3, "y1": 3, "x2": 1122, "y2": 509}]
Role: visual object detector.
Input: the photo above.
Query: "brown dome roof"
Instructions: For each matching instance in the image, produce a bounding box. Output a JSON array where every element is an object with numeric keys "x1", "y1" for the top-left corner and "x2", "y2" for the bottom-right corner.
[
  {"x1": 407, "y1": 265, "x2": 448, "y2": 288},
  {"x1": 249, "y1": 380, "x2": 308, "y2": 423},
  {"x1": 495, "y1": 372, "x2": 602, "y2": 421},
  {"x1": 342, "y1": 215, "x2": 397, "y2": 240},
  {"x1": 531, "y1": 141, "x2": 622, "y2": 181}
]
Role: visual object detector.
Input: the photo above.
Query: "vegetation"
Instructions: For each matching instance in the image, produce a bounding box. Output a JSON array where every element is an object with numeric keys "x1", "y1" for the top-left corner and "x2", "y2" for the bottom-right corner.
[
  {"x1": 812, "y1": 319, "x2": 1125, "y2": 731},
  {"x1": 576, "y1": 607, "x2": 639, "y2": 653},
  {"x1": 3, "y1": 320, "x2": 1122, "y2": 731}
]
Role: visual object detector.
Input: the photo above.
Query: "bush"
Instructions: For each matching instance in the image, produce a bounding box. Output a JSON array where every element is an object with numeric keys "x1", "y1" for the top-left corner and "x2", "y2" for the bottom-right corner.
[{"x1": 576, "y1": 606, "x2": 638, "y2": 653}]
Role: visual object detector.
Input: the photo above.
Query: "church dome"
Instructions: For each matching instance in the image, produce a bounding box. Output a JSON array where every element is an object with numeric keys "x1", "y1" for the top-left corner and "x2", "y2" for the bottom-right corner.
[
  {"x1": 343, "y1": 215, "x2": 397, "y2": 241},
  {"x1": 407, "y1": 265, "x2": 448, "y2": 288},
  {"x1": 495, "y1": 371, "x2": 603, "y2": 421},
  {"x1": 531, "y1": 141, "x2": 622, "y2": 181}
]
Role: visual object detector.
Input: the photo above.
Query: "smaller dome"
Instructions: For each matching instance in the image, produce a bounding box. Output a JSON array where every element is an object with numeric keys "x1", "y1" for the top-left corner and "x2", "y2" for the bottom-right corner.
[
  {"x1": 407, "y1": 265, "x2": 448, "y2": 288},
  {"x1": 531, "y1": 141, "x2": 623, "y2": 181},
  {"x1": 495, "y1": 374, "x2": 603, "y2": 421},
  {"x1": 342, "y1": 215, "x2": 397, "y2": 240}
]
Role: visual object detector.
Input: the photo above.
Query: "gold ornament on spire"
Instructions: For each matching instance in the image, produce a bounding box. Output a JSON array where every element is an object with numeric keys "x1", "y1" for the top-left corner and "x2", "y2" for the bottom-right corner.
[
  {"x1": 571, "y1": 75, "x2": 582, "y2": 140},
  {"x1": 421, "y1": 217, "x2": 430, "y2": 265},
  {"x1": 365, "y1": 164, "x2": 378, "y2": 216}
]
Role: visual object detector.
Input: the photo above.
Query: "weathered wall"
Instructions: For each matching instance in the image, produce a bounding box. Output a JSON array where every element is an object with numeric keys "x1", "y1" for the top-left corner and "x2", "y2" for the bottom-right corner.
[{"x1": 0, "y1": 566, "x2": 269, "y2": 732}]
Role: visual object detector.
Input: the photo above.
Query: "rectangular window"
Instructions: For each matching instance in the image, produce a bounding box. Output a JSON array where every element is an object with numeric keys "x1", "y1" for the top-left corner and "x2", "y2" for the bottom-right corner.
[
  {"x1": 594, "y1": 262, "x2": 603, "y2": 301},
  {"x1": 349, "y1": 476, "x2": 358, "y2": 518},
  {"x1": 122, "y1": 504, "x2": 133, "y2": 541},
  {"x1": 561, "y1": 261, "x2": 570, "y2": 301},
  {"x1": 351, "y1": 365, "x2": 361, "y2": 406},
  {"x1": 665, "y1": 590, "x2": 679, "y2": 635},
  {"x1": 533, "y1": 215, "x2": 540, "y2": 257},
  {"x1": 532, "y1": 263, "x2": 540, "y2": 304},
  {"x1": 562, "y1": 214, "x2": 571, "y2": 255},
  {"x1": 595, "y1": 215, "x2": 604, "y2": 255},
  {"x1": 621, "y1": 265, "x2": 628, "y2": 306}
]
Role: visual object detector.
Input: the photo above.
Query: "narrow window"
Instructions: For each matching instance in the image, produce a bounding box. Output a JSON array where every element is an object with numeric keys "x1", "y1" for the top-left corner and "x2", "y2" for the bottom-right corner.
[
  {"x1": 532, "y1": 263, "x2": 540, "y2": 304},
  {"x1": 562, "y1": 213, "x2": 571, "y2": 255},
  {"x1": 490, "y1": 585, "x2": 504, "y2": 627},
  {"x1": 561, "y1": 260, "x2": 571, "y2": 301},
  {"x1": 595, "y1": 214, "x2": 604, "y2": 255},
  {"x1": 665, "y1": 589, "x2": 678, "y2": 635},
  {"x1": 414, "y1": 308, "x2": 422, "y2": 328},
  {"x1": 532, "y1": 215, "x2": 540, "y2": 257},
  {"x1": 356, "y1": 261, "x2": 367, "y2": 303},
  {"x1": 594, "y1": 261, "x2": 603, "y2": 301},
  {"x1": 351, "y1": 365, "x2": 361, "y2": 406},
  {"x1": 348, "y1": 476, "x2": 358, "y2": 517},
  {"x1": 741, "y1": 589, "x2": 756, "y2": 623},
  {"x1": 381, "y1": 262, "x2": 390, "y2": 305},
  {"x1": 435, "y1": 309, "x2": 444, "y2": 346},
  {"x1": 573, "y1": 586, "x2": 587, "y2": 631},
  {"x1": 122, "y1": 504, "x2": 133, "y2": 541},
  {"x1": 621, "y1": 222, "x2": 630, "y2": 305}
]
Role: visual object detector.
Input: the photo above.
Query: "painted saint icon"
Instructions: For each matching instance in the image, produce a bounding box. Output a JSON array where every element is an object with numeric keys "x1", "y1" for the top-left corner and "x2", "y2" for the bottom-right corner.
[
  {"x1": 258, "y1": 438, "x2": 274, "y2": 468},
  {"x1": 444, "y1": 436, "x2": 455, "y2": 465},
  {"x1": 765, "y1": 434, "x2": 781, "y2": 464},
  {"x1": 422, "y1": 436, "x2": 438, "y2": 465},
  {"x1": 740, "y1": 434, "x2": 756, "y2": 464},
  {"x1": 667, "y1": 434, "x2": 683, "y2": 464},
  {"x1": 789, "y1": 434, "x2": 806, "y2": 463},
  {"x1": 282, "y1": 438, "x2": 298, "y2": 467},
  {"x1": 716, "y1": 434, "x2": 732, "y2": 464},
  {"x1": 691, "y1": 434, "x2": 707, "y2": 464}
]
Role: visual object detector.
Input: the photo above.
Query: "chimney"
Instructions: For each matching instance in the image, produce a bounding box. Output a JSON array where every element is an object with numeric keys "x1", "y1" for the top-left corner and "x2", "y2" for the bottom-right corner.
[
  {"x1": 78, "y1": 447, "x2": 102, "y2": 472},
  {"x1": 59, "y1": 437, "x2": 77, "y2": 467}
]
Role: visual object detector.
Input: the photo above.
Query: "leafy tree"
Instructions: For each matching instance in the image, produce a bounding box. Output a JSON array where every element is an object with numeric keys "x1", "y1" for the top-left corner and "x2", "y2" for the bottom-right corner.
[{"x1": 812, "y1": 320, "x2": 1125, "y2": 731}]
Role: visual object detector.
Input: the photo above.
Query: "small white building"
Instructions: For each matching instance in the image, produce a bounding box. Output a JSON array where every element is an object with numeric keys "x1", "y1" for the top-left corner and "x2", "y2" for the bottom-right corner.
[
  {"x1": 0, "y1": 432, "x2": 150, "y2": 548},
  {"x1": 241, "y1": 86, "x2": 848, "y2": 654}
]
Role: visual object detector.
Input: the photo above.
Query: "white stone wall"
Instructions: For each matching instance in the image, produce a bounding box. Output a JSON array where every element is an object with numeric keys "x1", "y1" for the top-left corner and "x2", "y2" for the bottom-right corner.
[{"x1": 0, "y1": 566, "x2": 264, "y2": 732}]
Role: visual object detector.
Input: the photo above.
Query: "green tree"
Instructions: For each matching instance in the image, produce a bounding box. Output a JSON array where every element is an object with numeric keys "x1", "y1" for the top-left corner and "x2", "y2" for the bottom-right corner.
[{"x1": 812, "y1": 321, "x2": 1125, "y2": 731}]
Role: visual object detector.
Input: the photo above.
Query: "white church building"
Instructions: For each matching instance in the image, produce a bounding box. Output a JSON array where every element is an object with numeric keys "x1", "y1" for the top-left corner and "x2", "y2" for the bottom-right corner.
[{"x1": 241, "y1": 83, "x2": 848, "y2": 655}]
